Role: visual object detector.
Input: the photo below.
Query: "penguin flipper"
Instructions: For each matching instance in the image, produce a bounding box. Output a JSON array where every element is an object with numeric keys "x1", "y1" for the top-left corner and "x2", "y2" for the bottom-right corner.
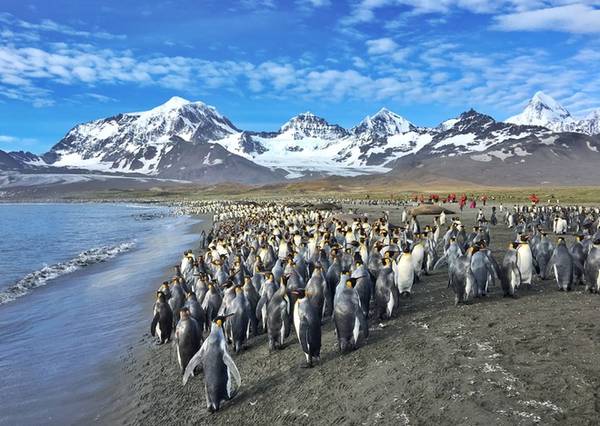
[
  {"x1": 544, "y1": 256, "x2": 555, "y2": 279},
  {"x1": 532, "y1": 256, "x2": 540, "y2": 275},
  {"x1": 150, "y1": 312, "x2": 159, "y2": 337},
  {"x1": 433, "y1": 254, "x2": 448, "y2": 271},
  {"x1": 182, "y1": 340, "x2": 207, "y2": 386},
  {"x1": 298, "y1": 318, "x2": 311, "y2": 355},
  {"x1": 223, "y1": 350, "x2": 241, "y2": 399},
  {"x1": 256, "y1": 295, "x2": 267, "y2": 320}
]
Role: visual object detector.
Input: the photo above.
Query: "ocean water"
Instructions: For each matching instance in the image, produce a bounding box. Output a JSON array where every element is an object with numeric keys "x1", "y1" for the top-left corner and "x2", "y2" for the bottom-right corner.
[{"x1": 0, "y1": 203, "x2": 199, "y2": 425}]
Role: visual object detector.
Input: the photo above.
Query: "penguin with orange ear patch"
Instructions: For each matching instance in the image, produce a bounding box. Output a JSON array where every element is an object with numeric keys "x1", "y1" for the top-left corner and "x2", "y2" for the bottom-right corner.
[
  {"x1": 151, "y1": 291, "x2": 173, "y2": 344},
  {"x1": 333, "y1": 278, "x2": 368, "y2": 353},
  {"x1": 292, "y1": 289, "x2": 321, "y2": 367},
  {"x1": 183, "y1": 314, "x2": 240, "y2": 413}
]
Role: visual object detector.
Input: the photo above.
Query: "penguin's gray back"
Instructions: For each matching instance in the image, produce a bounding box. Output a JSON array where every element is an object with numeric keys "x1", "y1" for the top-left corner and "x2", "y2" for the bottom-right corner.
[
  {"x1": 176, "y1": 318, "x2": 201, "y2": 371},
  {"x1": 551, "y1": 245, "x2": 573, "y2": 289}
]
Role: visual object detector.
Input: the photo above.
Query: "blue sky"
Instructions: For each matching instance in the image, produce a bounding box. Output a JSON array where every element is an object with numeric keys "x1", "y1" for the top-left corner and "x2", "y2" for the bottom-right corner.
[{"x1": 1, "y1": 0, "x2": 600, "y2": 153}]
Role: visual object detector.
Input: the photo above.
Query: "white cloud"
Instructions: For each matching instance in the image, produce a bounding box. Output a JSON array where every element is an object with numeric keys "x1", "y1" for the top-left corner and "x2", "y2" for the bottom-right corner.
[
  {"x1": 366, "y1": 37, "x2": 398, "y2": 55},
  {"x1": 297, "y1": 0, "x2": 331, "y2": 7},
  {"x1": 493, "y1": 3, "x2": 600, "y2": 33},
  {"x1": 573, "y1": 48, "x2": 600, "y2": 63},
  {"x1": 1, "y1": 8, "x2": 599, "y2": 120},
  {"x1": 0, "y1": 13, "x2": 126, "y2": 40}
]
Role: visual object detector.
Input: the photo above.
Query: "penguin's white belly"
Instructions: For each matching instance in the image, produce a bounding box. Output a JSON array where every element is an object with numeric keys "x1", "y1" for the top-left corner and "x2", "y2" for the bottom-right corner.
[
  {"x1": 412, "y1": 247, "x2": 424, "y2": 270},
  {"x1": 293, "y1": 306, "x2": 301, "y2": 345},
  {"x1": 517, "y1": 248, "x2": 533, "y2": 284},
  {"x1": 510, "y1": 269, "x2": 518, "y2": 291},
  {"x1": 352, "y1": 315, "x2": 360, "y2": 344},
  {"x1": 387, "y1": 292, "x2": 395, "y2": 316},
  {"x1": 261, "y1": 305, "x2": 268, "y2": 329},
  {"x1": 465, "y1": 273, "x2": 473, "y2": 300},
  {"x1": 396, "y1": 259, "x2": 414, "y2": 292}
]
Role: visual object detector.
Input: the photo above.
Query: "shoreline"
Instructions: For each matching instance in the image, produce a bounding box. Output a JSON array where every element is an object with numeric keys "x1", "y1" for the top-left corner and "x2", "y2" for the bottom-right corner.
[
  {"x1": 104, "y1": 212, "x2": 214, "y2": 424},
  {"x1": 0, "y1": 203, "x2": 208, "y2": 426}
]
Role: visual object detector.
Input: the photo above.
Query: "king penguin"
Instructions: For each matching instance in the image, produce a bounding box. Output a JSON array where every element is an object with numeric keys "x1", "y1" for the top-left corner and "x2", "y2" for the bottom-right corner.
[
  {"x1": 292, "y1": 289, "x2": 321, "y2": 367},
  {"x1": 175, "y1": 307, "x2": 202, "y2": 374},
  {"x1": 151, "y1": 291, "x2": 173, "y2": 344},
  {"x1": 183, "y1": 315, "x2": 241, "y2": 413},
  {"x1": 333, "y1": 278, "x2": 368, "y2": 353}
]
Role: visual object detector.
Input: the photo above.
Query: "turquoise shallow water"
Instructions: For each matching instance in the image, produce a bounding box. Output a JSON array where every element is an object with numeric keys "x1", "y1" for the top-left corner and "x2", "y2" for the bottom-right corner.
[{"x1": 0, "y1": 203, "x2": 198, "y2": 425}]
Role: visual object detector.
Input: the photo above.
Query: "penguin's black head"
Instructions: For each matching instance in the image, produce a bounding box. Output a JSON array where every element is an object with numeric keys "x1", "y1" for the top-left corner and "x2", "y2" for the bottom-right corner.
[
  {"x1": 156, "y1": 291, "x2": 166, "y2": 301},
  {"x1": 511, "y1": 242, "x2": 519, "y2": 249},
  {"x1": 593, "y1": 238, "x2": 600, "y2": 245},
  {"x1": 179, "y1": 307, "x2": 190, "y2": 320},
  {"x1": 402, "y1": 245, "x2": 411, "y2": 254},
  {"x1": 345, "y1": 278, "x2": 357, "y2": 288},
  {"x1": 214, "y1": 314, "x2": 234, "y2": 327},
  {"x1": 186, "y1": 292, "x2": 197, "y2": 300}
]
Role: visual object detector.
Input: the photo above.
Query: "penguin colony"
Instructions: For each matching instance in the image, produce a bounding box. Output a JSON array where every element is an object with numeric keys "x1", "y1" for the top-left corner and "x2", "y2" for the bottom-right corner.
[{"x1": 151, "y1": 201, "x2": 600, "y2": 413}]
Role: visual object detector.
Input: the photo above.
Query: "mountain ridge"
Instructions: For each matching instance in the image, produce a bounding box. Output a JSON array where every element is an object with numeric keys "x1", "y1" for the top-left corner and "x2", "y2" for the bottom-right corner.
[{"x1": 3, "y1": 93, "x2": 600, "y2": 185}]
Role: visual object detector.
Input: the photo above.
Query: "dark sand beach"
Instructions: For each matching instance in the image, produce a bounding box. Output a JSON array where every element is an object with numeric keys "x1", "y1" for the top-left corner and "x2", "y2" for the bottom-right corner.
[{"x1": 112, "y1": 205, "x2": 600, "y2": 425}]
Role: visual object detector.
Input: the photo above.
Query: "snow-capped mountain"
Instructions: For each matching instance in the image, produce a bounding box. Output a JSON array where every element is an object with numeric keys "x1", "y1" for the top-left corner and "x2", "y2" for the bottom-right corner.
[
  {"x1": 506, "y1": 91, "x2": 573, "y2": 130},
  {"x1": 352, "y1": 108, "x2": 415, "y2": 137},
  {"x1": 3, "y1": 93, "x2": 600, "y2": 186},
  {"x1": 571, "y1": 109, "x2": 600, "y2": 135},
  {"x1": 390, "y1": 109, "x2": 600, "y2": 185},
  {"x1": 214, "y1": 109, "x2": 425, "y2": 177},
  {"x1": 506, "y1": 91, "x2": 600, "y2": 136},
  {"x1": 43, "y1": 96, "x2": 239, "y2": 174},
  {"x1": 279, "y1": 112, "x2": 349, "y2": 140}
]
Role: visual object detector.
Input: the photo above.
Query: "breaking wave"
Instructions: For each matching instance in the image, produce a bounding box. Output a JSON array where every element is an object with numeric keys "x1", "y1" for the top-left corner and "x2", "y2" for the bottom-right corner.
[{"x1": 0, "y1": 241, "x2": 136, "y2": 305}]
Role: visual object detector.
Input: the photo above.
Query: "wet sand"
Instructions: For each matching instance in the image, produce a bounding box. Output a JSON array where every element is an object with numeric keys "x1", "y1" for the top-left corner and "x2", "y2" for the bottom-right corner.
[{"x1": 114, "y1": 206, "x2": 600, "y2": 425}]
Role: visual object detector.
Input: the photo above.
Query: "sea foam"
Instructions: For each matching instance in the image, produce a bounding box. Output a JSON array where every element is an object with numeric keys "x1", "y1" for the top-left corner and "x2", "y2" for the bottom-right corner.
[{"x1": 0, "y1": 241, "x2": 135, "y2": 305}]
